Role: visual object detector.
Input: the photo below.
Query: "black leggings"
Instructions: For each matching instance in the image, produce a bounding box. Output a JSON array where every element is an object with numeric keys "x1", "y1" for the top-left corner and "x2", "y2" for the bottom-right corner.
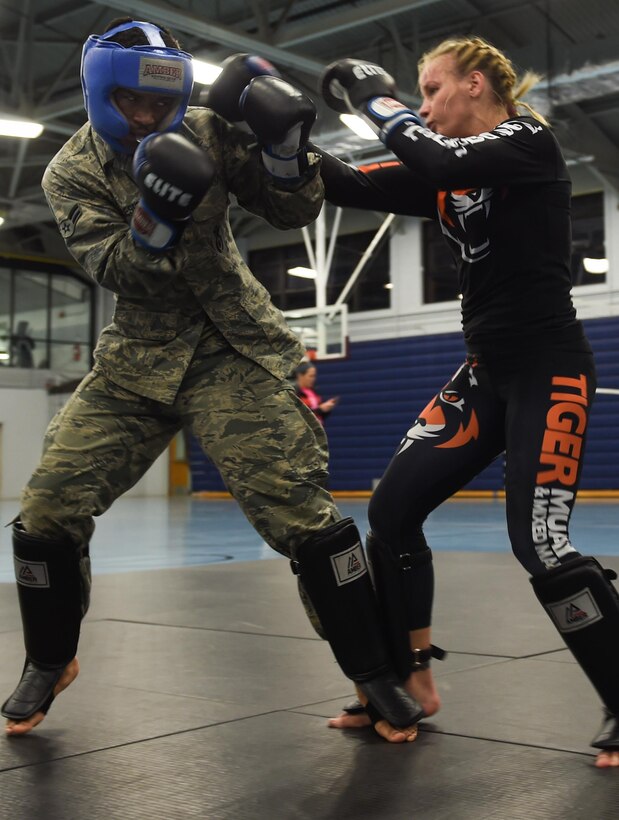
[{"x1": 368, "y1": 344, "x2": 597, "y2": 616}]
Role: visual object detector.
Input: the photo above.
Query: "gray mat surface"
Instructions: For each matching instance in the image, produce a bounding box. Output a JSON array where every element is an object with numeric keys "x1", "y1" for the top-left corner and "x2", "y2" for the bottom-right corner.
[
  {"x1": 1, "y1": 552, "x2": 618, "y2": 819},
  {"x1": 0, "y1": 713, "x2": 616, "y2": 820}
]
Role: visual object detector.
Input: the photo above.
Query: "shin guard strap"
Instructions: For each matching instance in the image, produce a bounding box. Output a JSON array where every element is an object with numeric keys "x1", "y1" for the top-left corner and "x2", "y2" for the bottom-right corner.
[{"x1": 410, "y1": 644, "x2": 447, "y2": 672}]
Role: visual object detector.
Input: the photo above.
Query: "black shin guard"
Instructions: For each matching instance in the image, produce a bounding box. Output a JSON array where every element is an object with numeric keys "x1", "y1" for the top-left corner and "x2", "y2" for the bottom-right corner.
[
  {"x1": 2, "y1": 523, "x2": 83, "y2": 720},
  {"x1": 11, "y1": 523, "x2": 83, "y2": 666},
  {"x1": 293, "y1": 519, "x2": 390, "y2": 681},
  {"x1": 292, "y1": 518, "x2": 424, "y2": 727},
  {"x1": 531, "y1": 556, "x2": 619, "y2": 748},
  {"x1": 366, "y1": 532, "x2": 437, "y2": 680}
]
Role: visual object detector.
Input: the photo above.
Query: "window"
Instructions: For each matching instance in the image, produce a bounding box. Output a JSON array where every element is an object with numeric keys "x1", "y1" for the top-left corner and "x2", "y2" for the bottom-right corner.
[
  {"x1": 570, "y1": 192, "x2": 606, "y2": 286},
  {"x1": 0, "y1": 256, "x2": 94, "y2": 372},
  {"x1": 249, "y1": 229, "x2": 391, "y2": 312}
]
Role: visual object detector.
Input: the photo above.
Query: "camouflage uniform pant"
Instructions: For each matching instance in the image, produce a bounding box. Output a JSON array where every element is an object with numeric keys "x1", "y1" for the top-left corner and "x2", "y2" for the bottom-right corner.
[{"x1": 20, "y1": 335, "x2": 340, "y2": 633}]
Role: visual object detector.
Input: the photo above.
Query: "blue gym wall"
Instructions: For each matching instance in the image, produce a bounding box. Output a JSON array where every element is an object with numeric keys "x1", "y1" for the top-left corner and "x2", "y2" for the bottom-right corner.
[{"x1": 189, "y1": 316, "x2": 619, "y2": 493}]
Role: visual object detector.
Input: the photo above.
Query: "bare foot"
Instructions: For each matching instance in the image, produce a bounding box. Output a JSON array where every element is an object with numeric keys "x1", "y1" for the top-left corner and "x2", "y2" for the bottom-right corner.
[
  {"x1": 407, "y1": 666, "x2": 441, "y2": 717},
  {"x1": 595, "y1": 750, "x2": 619, "y2": 768},
  {"x1": 328, "y1": 666, "x2": 441, "y2": 735},
  {"x1": 328, "y1": 710, "x2": 371, "y2": 730},
  {"x1": 5, "y1": 658, "x2": 80, "y2": 736},
  {"x1": 369, "y1": 713, "x2": 418, "y2": 744},
  {"x1": 327, "y1": 686, "x2": 417, "y2": 742}
]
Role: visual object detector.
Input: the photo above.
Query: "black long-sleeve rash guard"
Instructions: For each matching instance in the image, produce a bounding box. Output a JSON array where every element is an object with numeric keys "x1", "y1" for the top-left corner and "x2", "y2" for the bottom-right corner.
[{"x1": 316, "y1": 116, "x2": 583, "y2": 353}]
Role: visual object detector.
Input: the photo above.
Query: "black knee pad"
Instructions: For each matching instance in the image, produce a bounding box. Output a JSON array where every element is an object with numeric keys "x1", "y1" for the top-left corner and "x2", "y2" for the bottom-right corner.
[
  {"x1": 531, "y1": 556, "x2": 619, "y2": 715},
  {"x1": 292, "y1": 518, "x2": 390, "y2": 681},
  {"x1": 12, "y1": 522, "x2": 84, "y2": 667},
  {"x1": 367, "y1": 531, "x2": 434, "y2": 679}
]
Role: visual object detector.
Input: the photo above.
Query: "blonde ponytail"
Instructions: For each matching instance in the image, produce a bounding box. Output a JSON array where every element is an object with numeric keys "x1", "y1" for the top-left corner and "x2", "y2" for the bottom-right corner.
[{"x1": 512, "y1": 70, "x2": 548, "y2": 125}]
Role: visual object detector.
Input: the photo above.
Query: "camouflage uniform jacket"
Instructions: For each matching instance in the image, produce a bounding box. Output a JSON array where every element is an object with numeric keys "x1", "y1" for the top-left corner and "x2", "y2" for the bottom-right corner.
[{"x1": 42, "y1": 107, "x2": 324, "y2": 404}]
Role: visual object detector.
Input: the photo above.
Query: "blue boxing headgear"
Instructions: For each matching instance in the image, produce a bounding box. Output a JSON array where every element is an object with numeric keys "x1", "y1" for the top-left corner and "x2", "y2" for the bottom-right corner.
[{"x1": 81, "y1": 20, "x2": 193, "y2": 154}]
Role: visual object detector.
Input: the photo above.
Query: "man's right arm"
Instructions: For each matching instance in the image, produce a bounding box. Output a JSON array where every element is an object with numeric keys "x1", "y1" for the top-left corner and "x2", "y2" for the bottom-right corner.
[{"x1": 316, "y1": 149, "x2": 437, "y2": 218}]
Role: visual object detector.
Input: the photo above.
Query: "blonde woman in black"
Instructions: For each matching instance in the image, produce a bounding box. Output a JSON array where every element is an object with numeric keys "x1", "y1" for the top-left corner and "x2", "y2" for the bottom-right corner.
[{"x1": 319, "y1": 36, "x2": 619, "y2": 767}]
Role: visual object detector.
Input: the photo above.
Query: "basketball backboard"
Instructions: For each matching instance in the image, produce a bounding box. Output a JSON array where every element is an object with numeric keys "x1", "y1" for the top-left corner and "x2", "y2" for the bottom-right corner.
[{"x1": 283, "y1": 303, "x2": 348, "y2": 360}]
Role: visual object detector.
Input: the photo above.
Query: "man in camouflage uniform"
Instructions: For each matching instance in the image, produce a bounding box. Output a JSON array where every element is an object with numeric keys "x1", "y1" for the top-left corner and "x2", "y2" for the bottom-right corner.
[{"x1": 2, "y1": 18, "x2": 423, "y2": 743}]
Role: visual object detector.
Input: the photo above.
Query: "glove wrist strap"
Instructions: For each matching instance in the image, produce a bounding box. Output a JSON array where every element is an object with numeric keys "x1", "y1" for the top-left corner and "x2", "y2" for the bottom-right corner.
[
  {"x1": 364, "y1": 97, "x2": 421, "y2": 143},
  {"x1": 261, "y1": 148, "x2": 309, "y2": 181},
  {"x1": 131, "y1": 200, "x2": 182, "y2": 252}
]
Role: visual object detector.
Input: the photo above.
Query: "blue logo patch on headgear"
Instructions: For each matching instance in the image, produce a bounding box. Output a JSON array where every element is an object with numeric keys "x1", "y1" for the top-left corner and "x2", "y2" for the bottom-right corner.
[{"x1": 80, "y1": 20, "x2": 193, "y2": 154}]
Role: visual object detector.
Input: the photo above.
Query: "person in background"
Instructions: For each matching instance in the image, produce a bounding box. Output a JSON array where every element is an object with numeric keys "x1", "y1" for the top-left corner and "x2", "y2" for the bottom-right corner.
[
  {"x1": 294, "y1": 361, "x2": 339, "y2": 425},
  {"x1": 11, "y1": 321, "x2": 35, "y2": 368}
]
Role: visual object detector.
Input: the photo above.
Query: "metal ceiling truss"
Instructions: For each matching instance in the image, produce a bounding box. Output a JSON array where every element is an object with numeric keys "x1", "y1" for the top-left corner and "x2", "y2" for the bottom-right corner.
[{"x1": 1, "y1": 0, "x2": 619, "y2": 240}]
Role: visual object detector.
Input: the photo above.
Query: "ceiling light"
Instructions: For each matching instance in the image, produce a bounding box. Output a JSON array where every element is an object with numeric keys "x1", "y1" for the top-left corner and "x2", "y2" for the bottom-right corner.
[
  {"x1": 0, "y1": 118, "x2": 44, "y2": 138},
  {"x1": 0, "y1": 217, "x2": 4, "y2": 227},
  {"x1": 583, "y1": 257, "x2": 609, "y2": 274},
  {"x1": 288, "y1": 266, "x2": 317, "y2": 279},
  {"x1": 192, "y1": 60, "x2": 223, "y2": 85},
  {"x1": 339, "y1": 114, "x2": 379, "y2": 140},
  {"x1": 384, "y1": 282, "x2": 393, "y2": 289}
]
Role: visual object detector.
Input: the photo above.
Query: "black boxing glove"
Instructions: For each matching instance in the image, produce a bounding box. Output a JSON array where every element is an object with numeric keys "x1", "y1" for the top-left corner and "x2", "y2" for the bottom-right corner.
[
  {"x1": 131, "y1": 132, "x2": 214, "y2": 252},
  {"x1": 203, "y1": 53, "x2": 280, "y2": 123},
  {"x1": 320, "y1": 58, "x2": 420, "y2": 140},
  {"x1": 240, "y1": 75, "x2": 317, "y2": 184}
]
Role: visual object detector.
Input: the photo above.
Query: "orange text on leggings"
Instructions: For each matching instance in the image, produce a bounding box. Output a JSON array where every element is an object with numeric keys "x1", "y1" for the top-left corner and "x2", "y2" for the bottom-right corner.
[{"x1": 536, "y1": 374, "x2": 588, "y2": 487}]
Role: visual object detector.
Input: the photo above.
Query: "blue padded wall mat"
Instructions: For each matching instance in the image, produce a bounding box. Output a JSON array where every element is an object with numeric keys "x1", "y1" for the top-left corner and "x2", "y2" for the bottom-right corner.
[{"x1": 190, "y1": 316, "x2": 619, "y2": 492}]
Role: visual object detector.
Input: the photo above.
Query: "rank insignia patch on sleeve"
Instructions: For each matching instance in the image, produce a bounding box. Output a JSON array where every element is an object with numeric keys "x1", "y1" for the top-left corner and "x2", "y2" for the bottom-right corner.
[{"x1": 59, "y1": 204, "x2": 82, "y2": 238}]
